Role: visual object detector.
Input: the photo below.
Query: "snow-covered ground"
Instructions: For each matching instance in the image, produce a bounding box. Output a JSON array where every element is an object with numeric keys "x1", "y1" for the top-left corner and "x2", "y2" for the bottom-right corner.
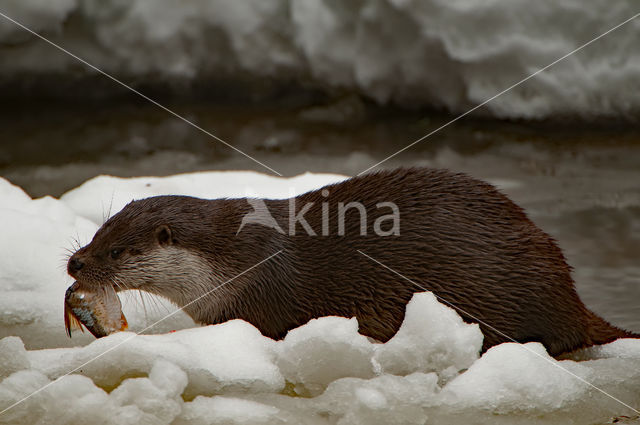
[
  {"x1": 1, "y1": 1, "x2": 639, "y2": 119},
  {"x1": 1, "y1": 171, "x2": 640, "y2": 424}
]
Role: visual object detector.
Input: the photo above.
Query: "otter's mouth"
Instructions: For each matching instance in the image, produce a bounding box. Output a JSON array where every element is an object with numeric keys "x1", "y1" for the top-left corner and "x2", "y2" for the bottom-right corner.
[{"x1": 64, "y1": 281, "x2": 128, "y2": 338}]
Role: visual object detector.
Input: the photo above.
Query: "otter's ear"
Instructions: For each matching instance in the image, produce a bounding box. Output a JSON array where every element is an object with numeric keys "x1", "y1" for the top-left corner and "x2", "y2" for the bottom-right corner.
[{"x1": 155, "y1": 225, "x2": 173, "y2": 246}]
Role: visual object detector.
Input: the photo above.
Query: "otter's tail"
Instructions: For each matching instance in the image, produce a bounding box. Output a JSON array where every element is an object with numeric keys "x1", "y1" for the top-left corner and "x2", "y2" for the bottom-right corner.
[{"x1": 586, "y1": 311, "x2": 640, "y2": 346}]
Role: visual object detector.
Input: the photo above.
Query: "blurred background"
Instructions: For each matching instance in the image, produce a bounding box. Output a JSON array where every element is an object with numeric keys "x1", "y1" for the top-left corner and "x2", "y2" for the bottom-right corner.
[{"x1": 0, "y1": 0, "x2": 639, "y2": 331}]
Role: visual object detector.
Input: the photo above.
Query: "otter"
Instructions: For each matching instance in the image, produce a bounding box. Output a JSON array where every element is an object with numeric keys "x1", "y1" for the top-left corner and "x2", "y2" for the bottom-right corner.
[{"x1": 67, "y1": 167, "x2": 637, "y2": 356}]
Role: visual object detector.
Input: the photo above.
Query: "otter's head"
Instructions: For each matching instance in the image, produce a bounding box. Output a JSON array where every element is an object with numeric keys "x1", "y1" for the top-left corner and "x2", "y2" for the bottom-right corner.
[{"x1": 67, "y1": 196, "x2": 221, "y2": 308}]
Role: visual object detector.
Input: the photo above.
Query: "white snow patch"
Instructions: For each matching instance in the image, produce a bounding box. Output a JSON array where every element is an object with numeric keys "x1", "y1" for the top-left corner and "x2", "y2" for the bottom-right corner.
[
  {"x1": 373, "y1": 292, "x2": 482, "y2": 380},
  {"x1": 25, "y1": 322, "x2": 284, "y2": 398},
  {"x1": 174, "y1": 396, "x2": 283, "y2": 425},
  {"x1": 60, "y1": 171, "x2": 347, "y2": 225},
  {"x1": 276, "y1": 316, "x2": 376, "y2": 396}
]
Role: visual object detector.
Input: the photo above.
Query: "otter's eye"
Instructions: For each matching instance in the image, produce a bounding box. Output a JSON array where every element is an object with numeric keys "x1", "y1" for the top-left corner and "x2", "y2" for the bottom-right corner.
[{"x1": 110, "y1": 248, "x2": 123, "y2": 259}]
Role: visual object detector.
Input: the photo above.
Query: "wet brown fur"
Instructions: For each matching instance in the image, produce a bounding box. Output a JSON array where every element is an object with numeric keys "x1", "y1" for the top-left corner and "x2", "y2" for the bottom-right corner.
[{"x1": 68, "y1": 167, "x2": 638, "y2": 356}]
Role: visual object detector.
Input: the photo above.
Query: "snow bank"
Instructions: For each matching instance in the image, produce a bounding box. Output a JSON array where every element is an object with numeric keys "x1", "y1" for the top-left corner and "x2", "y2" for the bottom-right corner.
[
  {"x1": 1, "y1": 1, "x2": 639, "y2": 119},
  {"x1": 60, "y1": 170, "x2": 347, "y2": 225},
  {"x1": 0, "y1": 178, "x2": 99, "y2": 349},
  {"x1": 1, "y1": 171, "x2": 640, "y2": 424},
  {"x1": 5, "y1": 290, "x2": 639, "y2": 425}
]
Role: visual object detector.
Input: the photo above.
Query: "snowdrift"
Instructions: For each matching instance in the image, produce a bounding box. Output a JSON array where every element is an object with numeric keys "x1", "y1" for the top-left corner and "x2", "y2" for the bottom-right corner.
[{"x1": 1, "y1": 1, "x2": 639, "y2": 119}]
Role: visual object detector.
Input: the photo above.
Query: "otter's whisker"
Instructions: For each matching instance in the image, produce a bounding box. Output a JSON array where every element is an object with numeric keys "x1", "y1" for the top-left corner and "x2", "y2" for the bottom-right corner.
[
  {"x1": 107, "y1": 191, "x2": 115, "y2": 223},
  {"x1": 141, "y1": 290, "x2": 172, "y2": 317},
  {"x1": 59, "y1": 249, "x2": 73, "y2": 265},
  {"x1": 147, "y1": 294, "x2": 172, "y2": 314},
  {"x1": 138, "y1": 290, "x2": 149, "y2": 326},
  {"x1": 72, "y1": 234, "x2": 82, "y2": 251},
  {"x1": 111, "y1": 276, "x2": 126, "y2": 294}
]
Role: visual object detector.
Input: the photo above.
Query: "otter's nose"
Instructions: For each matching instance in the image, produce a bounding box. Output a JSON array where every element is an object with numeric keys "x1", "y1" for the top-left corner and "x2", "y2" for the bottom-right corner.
[{"x1": 68, "y1": 257, "x2": 84, "y2": 275}]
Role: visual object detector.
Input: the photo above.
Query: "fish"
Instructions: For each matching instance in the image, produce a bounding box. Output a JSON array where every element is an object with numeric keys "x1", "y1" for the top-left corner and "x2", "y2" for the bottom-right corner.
[{"x1": 64, "y1": 281, "x2": 128, "y2": 338}]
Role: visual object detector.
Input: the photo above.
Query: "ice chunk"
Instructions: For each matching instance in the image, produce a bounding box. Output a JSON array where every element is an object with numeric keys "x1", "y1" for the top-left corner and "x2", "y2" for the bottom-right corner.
[
  {"x1": 174, "y1": 396, "x2": 284, "y2": 425},
  {"x1": 0, "y1": 370, "x2": 116, "y2": 425},
  {"x1": 276, "y1": 316, "x2": 375, "y2": 395},
  {"x1": 440, "y1": 342, "x2": 640, "y2": 422},
  {"x1": 109, "y1": 360, "x2": 186, "y2": 424},
  {"x1": 0, "y1": 337, "x2": 30, "y2": 380},
  {"x1": 373, "y1": 292, "x2": 482, "y2": 380},
  {"x1": 27, "y1": 322, "x2": 284, "y2": 398},
  {"x1": 148, "y1": 359, "x2": 189, "y2": 399},
  {"x1": 571, "y1": 337, "x2": 640, "y2": 360},
  {"x1": 442, "y1": 342, "x2": 589, "y2": 410},
  {"x1": 316, "y1": 373, "x2": 440, "y2": 425},
  {"x1": 0, "y1": 360, "x2": 187, "y2": 425}
]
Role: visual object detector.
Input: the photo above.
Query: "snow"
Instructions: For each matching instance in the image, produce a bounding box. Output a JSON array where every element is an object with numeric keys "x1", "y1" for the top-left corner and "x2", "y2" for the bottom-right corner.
[
  {"x1": 60, "y1": 171, "x2": 347, "y2": 225},
  {"x1": 25, "y1": 323, "x2": 284, "y2": 398},
  {"x1": 1, "y1": 170, "x2": 640, "y2": 424},
  {"x1": 372, "y1": 292, "x2": 482, "y2": 381},
  {"x1": 276, "y1": 317, "x2": 376, "y2": 396},
  {"x1": 174, "y1": 397, "x2": 284, "y2": 425},
  {"x1": 1, "y1": 1, "x2": 639, "y2": 119},
  {"x1": 442, "y1": 343, "x2": 590, "y2": 411}
]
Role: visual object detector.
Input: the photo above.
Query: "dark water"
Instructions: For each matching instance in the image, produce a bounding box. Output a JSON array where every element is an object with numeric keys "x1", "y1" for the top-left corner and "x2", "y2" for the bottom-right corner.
[{"x1": 1, "y1": 99, "x2": 639, "y2": 332}]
